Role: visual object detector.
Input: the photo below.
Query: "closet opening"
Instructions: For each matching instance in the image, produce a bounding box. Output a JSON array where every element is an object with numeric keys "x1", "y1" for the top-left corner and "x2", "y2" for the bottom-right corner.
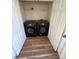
[{"x1": 19, "y1": 0, "x2": 53, "y2": 37}]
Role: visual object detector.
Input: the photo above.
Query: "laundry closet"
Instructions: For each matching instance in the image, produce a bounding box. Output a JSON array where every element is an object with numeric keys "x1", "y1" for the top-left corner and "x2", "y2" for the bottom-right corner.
[
  {"x1": 19, "y1": 0, "x2": 53, "y2": 37},
  {"x1": 12, "y1": 0, "x2": 66, "y2": 59}
]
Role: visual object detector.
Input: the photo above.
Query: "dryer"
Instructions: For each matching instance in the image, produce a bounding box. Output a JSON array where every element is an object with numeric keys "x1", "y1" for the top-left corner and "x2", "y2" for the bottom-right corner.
[
  {"x1": 37, "y1": 19, "x2": 49, "y2": 36},
  {"x1": 24, "y1": 20, "x2": 37, "y2": 37}
]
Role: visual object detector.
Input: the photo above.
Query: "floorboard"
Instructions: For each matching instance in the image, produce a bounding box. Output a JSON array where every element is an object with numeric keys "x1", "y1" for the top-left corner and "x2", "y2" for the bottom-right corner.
[{"x1": 16, "y1": 36, "x2": 59, "y2": 59}]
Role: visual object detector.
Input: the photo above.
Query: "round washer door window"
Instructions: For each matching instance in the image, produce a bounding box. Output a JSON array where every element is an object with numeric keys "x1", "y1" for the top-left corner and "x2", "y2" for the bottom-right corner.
[
  {"x1": 40, "y1": 27, "x2": 46, "y2": 33},
  {"x1": 27, "y1": 28, "x2": 34, "y2": 34}
]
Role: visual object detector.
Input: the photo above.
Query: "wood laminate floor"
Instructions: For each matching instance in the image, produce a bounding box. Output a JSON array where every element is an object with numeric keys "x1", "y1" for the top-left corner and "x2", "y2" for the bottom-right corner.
[{"x1": 16, "y1": 36, "x2": 59, "y2": 59}]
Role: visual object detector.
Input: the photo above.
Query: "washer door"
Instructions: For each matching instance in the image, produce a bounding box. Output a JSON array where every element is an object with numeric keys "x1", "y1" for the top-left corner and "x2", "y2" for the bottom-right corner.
[
  {"x1": 40, "y1": 27, "x2": 46, "y2": 33},
  {"x1": 27, "y1": 28, "x2": 34, "y2": 34}
]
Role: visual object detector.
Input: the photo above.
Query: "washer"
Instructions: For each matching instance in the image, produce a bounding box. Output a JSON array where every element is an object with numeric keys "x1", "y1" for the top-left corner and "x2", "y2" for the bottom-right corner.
[
  {"x1": 37, "y1": 19, "x2": 49, "y2": 36},
  {"x1": 24, "y1": 20, "x2": 37, "y2": 37}
]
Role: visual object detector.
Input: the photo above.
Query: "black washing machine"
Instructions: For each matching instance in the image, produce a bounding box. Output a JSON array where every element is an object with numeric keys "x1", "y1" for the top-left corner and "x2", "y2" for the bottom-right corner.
[
  {"x1": 24, "y1": 20, "x2": 37, "y2": 37},
  {"x1": 37, "y1": 19, "x2": 49, "y2": 36}
]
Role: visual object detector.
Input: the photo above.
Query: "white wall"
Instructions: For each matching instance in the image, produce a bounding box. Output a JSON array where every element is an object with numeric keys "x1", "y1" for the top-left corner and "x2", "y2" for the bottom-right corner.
[
  {"x1": 48, "y1": 0, "x2": 66, "y2": 51},
  {"x1": 20, "y1": 1, "x2": 52, "y2": 22},
  {"x1": 60, "y1": 44, "x2": 66, "y2": 59},
  {"x1": 12, "y1": 0, "x2": 26, "y2": 58},
  {"x1": 57, "y1": 28, "x2": 66, "y2": 59},
  {"x1": 48, "y1": 1, "x2": 66, "y2": 59}
]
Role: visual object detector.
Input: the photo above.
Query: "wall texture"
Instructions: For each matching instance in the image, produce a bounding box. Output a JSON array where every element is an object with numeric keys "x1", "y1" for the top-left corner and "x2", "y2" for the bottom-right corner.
[
  {"x1": 12, "y1": 0, "x2": 26, "y2": 58},
  {"x1": 48, "y1": 0, "x2": 66, "y2": 51},
  {"x1": 48, "y1": 0, "x2": 66, "y2": 59},
  {"x1": 20, "y1": 1, "x2": 52, "y2": 22}
]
